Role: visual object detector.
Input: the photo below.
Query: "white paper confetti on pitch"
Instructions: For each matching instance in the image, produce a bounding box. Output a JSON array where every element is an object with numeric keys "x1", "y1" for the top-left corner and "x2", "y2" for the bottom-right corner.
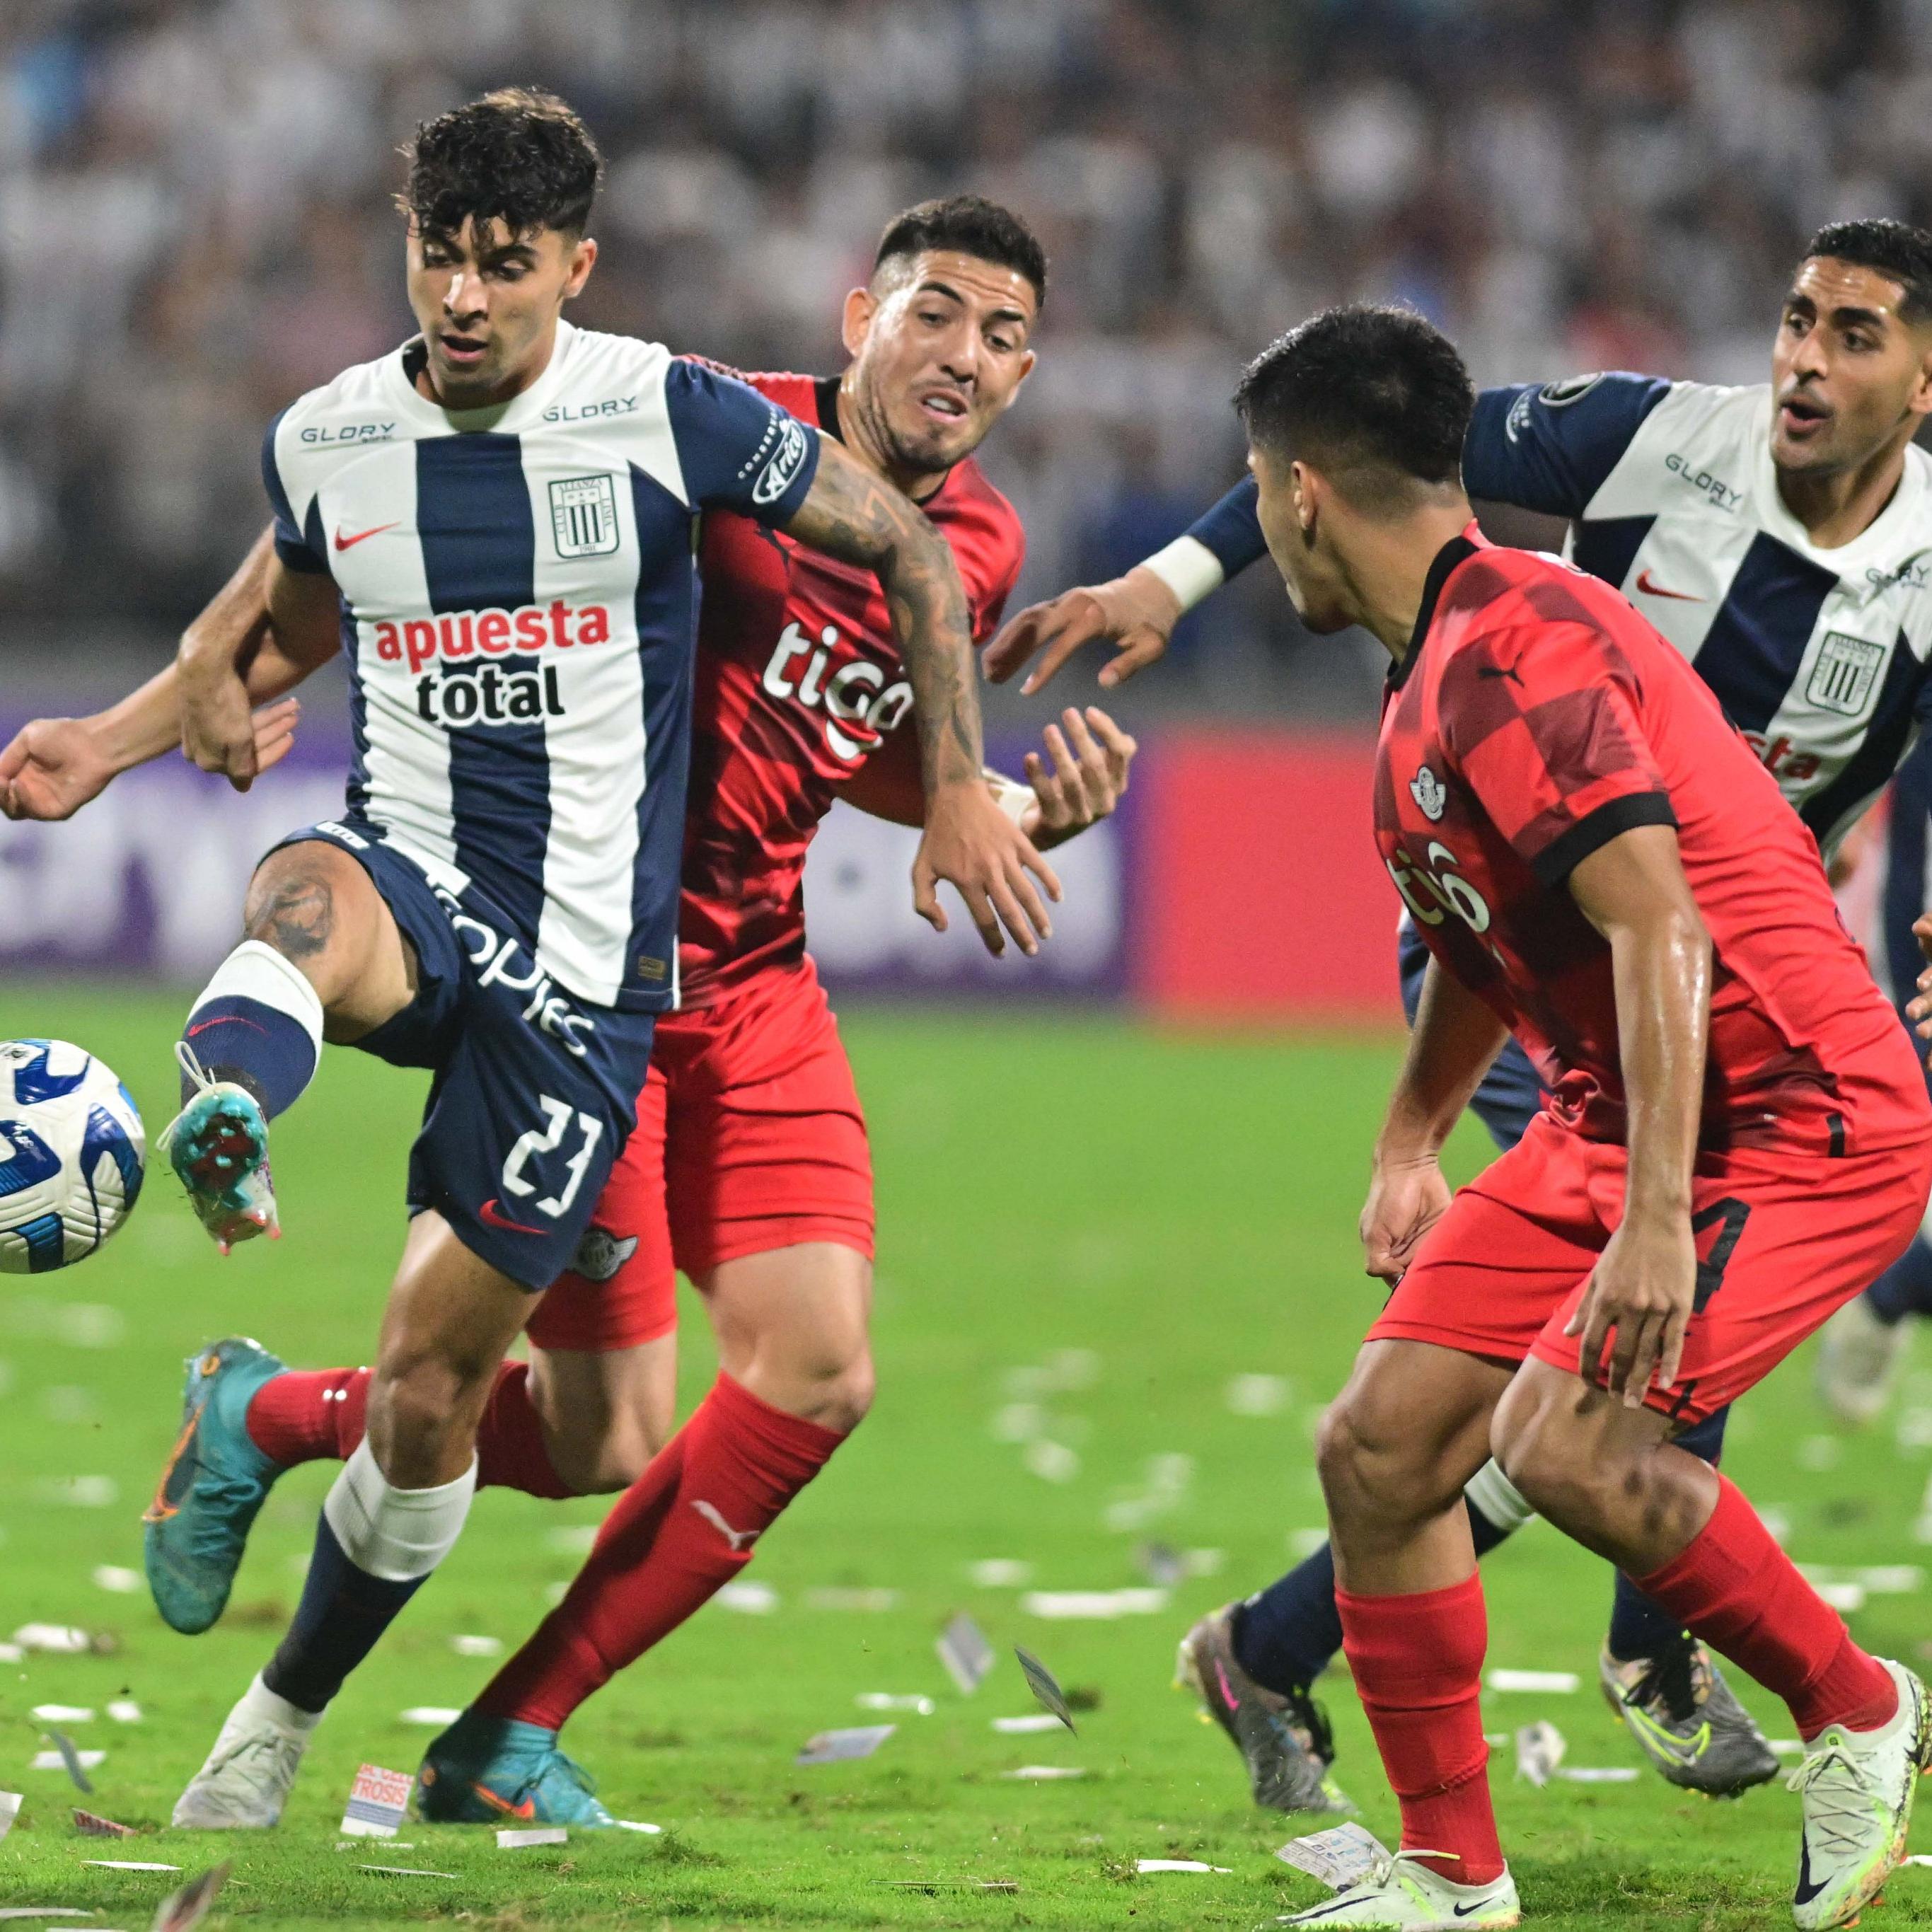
[
  {"x1": 31, "y1": 1751, "x2": 104, "y2": 1771},
  {"x1": 545, "y1": 1525, "x2": 597, "y2": 1555},
  {"x1": 31, "y1": 1706, "x2": 93, "y2": 1723},
  {"x1": 105, "y1": 1702, "x2": 141, "y2": 1725},
  {"x1": 1022, "y1": 1440, "x2": 1080, "y2": 1483},
  {"x1": 990, "y1": 1402, "x2": 1047, "y2": 1443},
  {"x1": 1896, "y1": 1407, "x2": 1932, "y2": 1450},
  {"x1": 993, "y1": 1714, "x2": 1063, "y2": 1733},
  {"x1": 14, "y1": 1624, "x2": 89, "y2": 1653},
  {"x1": 1185, "y1": 1548, "x2": 1226, "y2": 1575},
  {"x1": 0, "y1": 1791, "x2": 18, "y2": 1840},
  {"x1": 0, "y1": 1911, "x2": 96, "y2": 1921},
  {"x1": 1022, "y1": 1587, "x2": 1167, "y2": 1620},
  {"x1": 716, "y1": 1580, "x2": 778, "y2": 1614},
  {"x1": 937, "y1": 1612, "x2": 995, "y2": 1694},
  {"x1": 1796, "y1": 1435, "x2": 1841, "y2": 1471},
  {"x1": 91, "y1": 1567, "x2": 140, "y2": 1596},
  {"x1": 1137, "y1": 1542, "x2": 1186, "y2": 1587},
  {"x1": 797, "y1": 1724, "x2": 895, "y2": 1764},
  {"x1": 1514, "y1": 1720, "x2": 1566, "y2": 1786},
  {"x1": 1853, "y1": 1564, "x2": 1924, "y2": 1592},
  {"x1": 1136, "y1": 1858, "x2": 1231, "y2": 1873},
  {"x1": 35, "y1": 1476, "x2": 118, "y2": 1509},
  {"x1": 1288, "y1": 1528, "x2": 1330, "y2": 1559},
  {"x1": 1487, "y1": 1669, "x2": 1579, "y2": 1694},
  {"x1": 1815, "y1": 1583, "x2": 1867, "y2": 1613},
  {"x1": 1277, "y1": 1822, "x2": 1389, "y2": 1890},
  {"x1": 84, "y1": 1862, "x2": 179, "y2": 1872},
  {"x1": 807, "y1": 1588, "x2": 901, "y2": 1612},
  {"x1": 1771, "y1": 1738, "x2": 1804, "y2": 1754},
  {"x1": 1002, "y1": 1764, "x2": 1085, "y2": 1778},
  {"x1": 339, "y1": 1762, "x2": 412, "y2": 1838},
  {"x1": 358, "y1": 1865, "x2": 455, "y2": 1878},
  {"x1": 0, "y1": 1643, "x2": 21, "y2": 1663},
  {"x1": 613, "y1": 1819, "x2": 663, "y2": 1833},
  {"x1": 496, "y1": 1827, "x2": 567, "y2": 1848},
  {"x1": 1760, "y1": 1506, "x2": 1793, "y2": 1544},
  {"x1": 1225, "y1": 1372, "x2": 1292, "y2": 1416},
  {"x1": 968, "y1": 1559, "x2": 1032, "y2": 1587},
  {"x1": 451, "y1": 1634, "x2": 504, "y2": 1657},
  {"x1": 398, "y1": 1708, "x2": 463, "y2": 1725},
  {"x1": 855, "y1": 1694, "x2": 934, "y2": 1715},
  {"x1": 1903, "y1": 1853, "x2": 1932, "y2": 1866},
  {"x1": 1556, "y1": 1766, "x2": 1639, "y2": 1783}
]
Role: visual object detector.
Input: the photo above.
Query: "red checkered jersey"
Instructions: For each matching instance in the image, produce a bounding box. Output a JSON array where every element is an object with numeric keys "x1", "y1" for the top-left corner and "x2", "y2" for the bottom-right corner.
[
  {"x1": 677, "y1": 369, "x2": 1024, "y2": 1004},
  {"x1": 1376, "y1": 526, "x2": 1928, "y2": 1153}
]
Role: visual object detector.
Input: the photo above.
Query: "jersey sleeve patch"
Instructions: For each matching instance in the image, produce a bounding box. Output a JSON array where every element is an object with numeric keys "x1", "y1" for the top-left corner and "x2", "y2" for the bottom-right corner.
[
  {"x1": 1445, "y1": 624, "x2": 1674, "y2": 884},
  {"x1": 663, "y1": 359, "x2": 821, "y2": 523},
  {"x1": 262, "y1": 412, "x2": 329, "y2": 574},
  {"x1": 1464, "y1": 374, "x2": 1673, "y2": 518}
]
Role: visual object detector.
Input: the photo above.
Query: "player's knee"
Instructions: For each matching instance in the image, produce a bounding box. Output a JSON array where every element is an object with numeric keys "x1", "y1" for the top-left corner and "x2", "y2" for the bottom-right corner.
[
  {"x1": 366, "y1": 1349, "x2": 495, "y2": 1481},
  {"x1": 1490, "y1": 1374, "x2": 1597, "y2": 1522},
  {"x1": 241, "y1": 845, "x2": 371, "y2": 1018},
  {"x1": 1316, "y1": 1388, "x2": 1454, "y2": 1527}
]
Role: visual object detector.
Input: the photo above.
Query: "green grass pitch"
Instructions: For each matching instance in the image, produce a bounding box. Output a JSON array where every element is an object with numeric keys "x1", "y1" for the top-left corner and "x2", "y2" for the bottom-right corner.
[{"x1": 0, "y1": 986, "x2": 1928, "y2": 1929}]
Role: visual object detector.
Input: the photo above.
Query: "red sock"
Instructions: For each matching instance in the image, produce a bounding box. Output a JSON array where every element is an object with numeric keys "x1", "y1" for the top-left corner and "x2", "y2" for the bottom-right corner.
[
  {"x1": 475, "y1": 1372, "x2": 844, "y2": 1732},
  {"x1": 244, "y1": 1362, "x2": 574, "y2": 1500},
  {"x1": 1633, "y1": 1476, "x2": 1897, "y2": 1738},
  {"x1": 1337, "y1": 1574, "x2": 1503, "y2": 1887}
]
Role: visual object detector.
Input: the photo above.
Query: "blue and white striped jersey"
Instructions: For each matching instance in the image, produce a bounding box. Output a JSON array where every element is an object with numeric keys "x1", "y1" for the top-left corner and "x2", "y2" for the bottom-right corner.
[
  {"x1": 264, "y1": 321, "x2": 821, "y2": 1014},
  {"x1": 1174, "y1": 376, "x2": 1932, "y2": 857}
]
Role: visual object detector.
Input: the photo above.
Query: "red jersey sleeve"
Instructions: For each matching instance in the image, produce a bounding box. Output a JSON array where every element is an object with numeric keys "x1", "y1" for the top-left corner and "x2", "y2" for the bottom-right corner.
[{"x1": 1442, "y1": 620, "x2": 1677, "y2": 887}]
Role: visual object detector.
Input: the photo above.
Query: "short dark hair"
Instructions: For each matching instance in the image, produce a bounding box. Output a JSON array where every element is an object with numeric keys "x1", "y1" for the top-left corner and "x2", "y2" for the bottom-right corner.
[
  {"x1": 400, "y1": 88, "x2": 602, "y2": 243},
  {"x1": 874, "y1": 195, "x2": 1048, "y2": 309},
  {"x1": 1234, "y1": 305, "x2": 1474, "y2": 510},
  {"x1": 1804, "y1": 219, "x2": 1932, "y2": 326}
]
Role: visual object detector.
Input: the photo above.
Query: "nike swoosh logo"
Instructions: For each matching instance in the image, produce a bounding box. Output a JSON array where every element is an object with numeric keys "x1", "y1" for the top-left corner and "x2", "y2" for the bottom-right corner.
[
  {"x1": 478, "y1": 1198, "x2": 546, "y2": 1236},
  {"x1": 469, "y1": 1781, "x2": 536, "y2": 1820},
  {"x1": 1793, "y1": 1841, "x2": 1827, "y2": 1907},
  {"x1": 1213, "y1": 1658, "x2": 1240, "y2": 1711},
  {"x1": 1624, "y1": 1704, "x2": 1710, "y2": 1765},
  {"x1": 334, "y1": 521, "x2": 398, "y2": 551},
  {"x1": 1635, "y1": 567, "x2": 1703, "y2": 601}
]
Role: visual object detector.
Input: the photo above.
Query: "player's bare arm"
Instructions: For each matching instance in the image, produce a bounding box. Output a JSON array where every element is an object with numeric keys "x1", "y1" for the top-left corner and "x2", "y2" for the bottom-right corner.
[
  {"x1": 0, "y1": 527, "x2": 306, "y2": 821},
  {"x1": 838, "y1": 703, "x2": 1136, "y2": 850},
  {"x1": 1561, "y1": 823, "x2": 1711, "y2": 1406},
  {"x1": 1361, "y1": 957, "x2": 1510, "y2": 1283},
  {"x1": 780, "y1": 434, "x2": 1060, "y2": 956}
]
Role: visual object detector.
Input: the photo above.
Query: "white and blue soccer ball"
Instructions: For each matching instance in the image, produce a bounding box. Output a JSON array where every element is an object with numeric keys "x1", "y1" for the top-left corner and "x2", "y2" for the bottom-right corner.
[{"x1": 0, "y1": 1039, "x2": 146, "y2": 1274}]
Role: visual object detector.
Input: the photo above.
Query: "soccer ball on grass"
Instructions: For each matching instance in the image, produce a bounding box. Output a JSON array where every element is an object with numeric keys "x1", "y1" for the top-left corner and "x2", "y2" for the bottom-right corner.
[{"x1": 0, "y1": 1039, "x2": 146, "y2": 1273}]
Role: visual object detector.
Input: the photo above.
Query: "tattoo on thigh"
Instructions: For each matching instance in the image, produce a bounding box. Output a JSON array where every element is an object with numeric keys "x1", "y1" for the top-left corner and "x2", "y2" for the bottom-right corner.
[{"x1": 246, "y1": 877, "x2": 335, "y2": 961}]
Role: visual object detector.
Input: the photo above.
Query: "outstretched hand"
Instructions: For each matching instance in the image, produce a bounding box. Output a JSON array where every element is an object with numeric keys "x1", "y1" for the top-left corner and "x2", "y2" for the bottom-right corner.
[
  {"x1": 913, "y1": 780, "x2": 1063, "y2": 958},
  {"x1": 983, "y1": 565, "x2": 1183, "y2": 694},
  {"x1": 1020, "y1": 706, "x2": 1138, "y2": 848},
  {"x1": 0, "y1": 717, "x2": 119, "y2": 822}
]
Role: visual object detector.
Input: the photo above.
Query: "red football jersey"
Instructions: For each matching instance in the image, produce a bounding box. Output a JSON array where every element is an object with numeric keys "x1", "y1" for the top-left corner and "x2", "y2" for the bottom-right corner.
[
  {"x1": 677, "y1": 371, "x2": 1024, "y2": 1003},
  {"x1": 1376, "y1": 526, "x2": 1928, "y2": 1154}
]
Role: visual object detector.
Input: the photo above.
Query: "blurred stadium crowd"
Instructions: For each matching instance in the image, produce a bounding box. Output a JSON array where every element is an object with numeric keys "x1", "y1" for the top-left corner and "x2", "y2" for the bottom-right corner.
[{"x1": 0, "y1": 0, "x2": 1924, "y2": 707}]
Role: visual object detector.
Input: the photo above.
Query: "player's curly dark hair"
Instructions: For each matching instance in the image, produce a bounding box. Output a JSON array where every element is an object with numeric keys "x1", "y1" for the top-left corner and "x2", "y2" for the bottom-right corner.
[
  {"x1": 874, "y1": 196, "x2": 1048, "y2": 308},
  {"x1": 1235, "y1": 305, "x2": 1474, "y2": 509},
  {"x1": 1807, "y1": 219, "x2": 1932, "y2": 326},
  {"x1": 399, "y1": 88, "x2": 602, "y2": 241}
]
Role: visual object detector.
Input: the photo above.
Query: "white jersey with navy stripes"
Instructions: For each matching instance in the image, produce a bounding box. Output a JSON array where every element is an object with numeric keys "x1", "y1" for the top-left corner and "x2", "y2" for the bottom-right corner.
[
  {"x1": 262, "y1": 321, "x2": 819, "y2": 1014},
  {"x1": 1467, "y1": 374, "x2": 1932, "y2": 859}
]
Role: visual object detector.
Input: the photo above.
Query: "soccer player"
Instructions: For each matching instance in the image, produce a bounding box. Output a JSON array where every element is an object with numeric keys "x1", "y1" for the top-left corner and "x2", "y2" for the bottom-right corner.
[
  {"x1": 988, "y1": 218, "x2": 1932, "y2": 1810},
  {"x1": 4, "y1": 93, "x2": 1055, "y2": 1830},
  {"x1": 4, "y1": 195, "x2": 1127, "y2": 1823},
  {"x1": 1237, "y1": 304, "x2": 1930, "y2": 1932}
]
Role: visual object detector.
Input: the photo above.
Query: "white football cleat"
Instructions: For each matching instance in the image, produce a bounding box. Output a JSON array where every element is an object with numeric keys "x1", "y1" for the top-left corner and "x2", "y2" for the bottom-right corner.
[
  {"x1": 1814, "y1": 1295, "x2": 1907, "y2": 1428},
  {"x1": 1788, "y1": 1660, "x2": 1930, "y2": 1930},
  {"x1": 172, "y1": 1674, "x2": 320, "y2": 1829},
  {"x1": 1268, "y1": 1849, "x2": 1520, "y2": 1928}
]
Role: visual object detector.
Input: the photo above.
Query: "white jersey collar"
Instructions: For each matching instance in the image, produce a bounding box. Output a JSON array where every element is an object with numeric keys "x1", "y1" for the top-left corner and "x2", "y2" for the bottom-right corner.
[{"x1": 380, "y1": 318, "x2": 579, "y2": 436}]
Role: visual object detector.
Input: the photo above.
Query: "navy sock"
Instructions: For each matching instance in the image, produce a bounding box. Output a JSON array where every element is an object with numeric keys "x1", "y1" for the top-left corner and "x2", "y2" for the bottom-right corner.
[
  {"x1": 1232, "y1": 1495, "x2": 1517, "y2": 1696},
  {"x1": 1604, "y1": 1405, "x2": 1731, "y2": 1662},
  {"x1": 261, "y1": 1515, "x2": 427, "y2": 1715},
  {"x1": 180, "y1": 942, "x2": 323, "y2": 1118},
  {"x1": 1866, "y1": 1236, "x2": 1932, "y2": 1326}
]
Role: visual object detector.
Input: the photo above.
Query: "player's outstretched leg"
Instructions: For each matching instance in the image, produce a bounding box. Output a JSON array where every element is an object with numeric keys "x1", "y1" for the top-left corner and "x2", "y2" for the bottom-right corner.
[
  {"x1": 174, "y1": 1216, "x2": 527, "y2": 1828},
  {"x1": 1815, "y1": 1236, "x2": 1932, "y2": 1425},
  {"x1": 1595, "y1": 1406, "x2": 1778, "y2": 1798},
  {"x1": 143, "y1": 1338, "x2": 291, "y2": 1634},
  {"x1": 419, "y1": 1243, "x2": 865, "y2": 1825}
]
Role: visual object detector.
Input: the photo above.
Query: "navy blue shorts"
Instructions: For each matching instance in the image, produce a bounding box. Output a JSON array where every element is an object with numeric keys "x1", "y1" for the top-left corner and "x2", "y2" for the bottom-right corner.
[
  {"x1": 272, "y1": 822, "x2": 656, "y2": 1291},
  {"x1": 1396, "y1": 917, "x2": 1544, "y2": 1154}
]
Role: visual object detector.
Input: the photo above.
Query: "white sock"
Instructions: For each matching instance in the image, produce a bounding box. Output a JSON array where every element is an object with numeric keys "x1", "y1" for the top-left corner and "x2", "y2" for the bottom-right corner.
[
  {"x1": 236, "y1": 1670, "x2": 324, "y2": 1737},
  {"x1": 323, "y1": 1438, "x2": 477, "y2": 1583}
]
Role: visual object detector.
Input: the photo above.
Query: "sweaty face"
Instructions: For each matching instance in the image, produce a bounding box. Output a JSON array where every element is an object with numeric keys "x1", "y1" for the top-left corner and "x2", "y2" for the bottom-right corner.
[
  {"x1": 1250, "y1": 446, "x2": 1350, "y2": 634},
  {"x1": 405, "y1": 216, "x2": 596, "y2": 410},
  {"x1": 1770, "y1": 257, "x2": 1932, "y2": 477},
  {"x1": 843, "y1": 248, "x2": 1037, "y2": 477}
]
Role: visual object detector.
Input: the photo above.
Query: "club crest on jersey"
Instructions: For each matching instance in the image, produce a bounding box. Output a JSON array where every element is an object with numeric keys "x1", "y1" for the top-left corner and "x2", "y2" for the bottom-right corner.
[
  {"x1": 550, "y1": 474, "x2": 620, "y2": 557},
  {"x1": 1409, "y1": 764, "x2": 1447, "y2": 821},
  {"x1": 1805, "y1": 632, "x2": 1886, "y2": 718},
  {"x1": 570, "y1": 1225, "x2": 638, "y2": 1283}
]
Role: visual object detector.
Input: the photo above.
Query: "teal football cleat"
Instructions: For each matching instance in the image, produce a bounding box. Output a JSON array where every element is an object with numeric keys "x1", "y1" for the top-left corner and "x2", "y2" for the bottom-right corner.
[
  {"x1": 144, "y1": 1338, "x2": 289, "y2": 1635},
  {"x1": 162, "y1": 1045, "x2": 279, "y2": 1254},
  {"x1": 416, "y1": 1713, "x2": 618, "y2": 1827}
]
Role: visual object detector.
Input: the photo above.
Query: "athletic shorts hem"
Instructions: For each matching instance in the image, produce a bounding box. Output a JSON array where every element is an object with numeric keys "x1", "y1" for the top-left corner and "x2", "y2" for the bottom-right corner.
[{"x1": 683, "y1": 1215, "x2": 876, "y2": 1282}]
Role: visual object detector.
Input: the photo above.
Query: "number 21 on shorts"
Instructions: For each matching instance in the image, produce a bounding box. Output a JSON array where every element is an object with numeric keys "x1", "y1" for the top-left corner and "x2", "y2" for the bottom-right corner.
[{"x1": 501, "y1": 1096, "x2": 604, "y2": 1218}]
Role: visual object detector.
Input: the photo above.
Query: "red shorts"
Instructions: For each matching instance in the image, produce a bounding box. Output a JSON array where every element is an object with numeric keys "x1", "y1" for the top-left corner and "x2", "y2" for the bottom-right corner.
[
  {"x1": 525, "y1": 959, "x2": 873, "y2": 1354},
  {"x1": 1369, "y1": 1112, "x2": 1932, "y2": 1426}
]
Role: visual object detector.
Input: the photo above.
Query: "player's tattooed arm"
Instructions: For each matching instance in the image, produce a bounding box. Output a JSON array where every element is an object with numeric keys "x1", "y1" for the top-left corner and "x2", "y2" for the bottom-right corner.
[
  {"x1": 781, "y1": 436, "x2": 1062, "y2": 956},
  {"x1": 1563, "y1": 824, "x2": 1711, "y2": 1406},
  {"x1": 1361, "y1": 959, "x2": 1510, "y2": 1283},
  {"x1": 0, "y1": 527, "x2": 303, "y2": 821},
  {"x1": 179, "y1": 530, "x2": 340, "y2": 794}
]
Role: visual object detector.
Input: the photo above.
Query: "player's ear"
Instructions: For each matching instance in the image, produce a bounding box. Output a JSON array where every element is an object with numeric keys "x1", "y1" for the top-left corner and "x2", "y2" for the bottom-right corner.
[
  {"x1": 1289, "y1": 459, "x2": 1321, "y2": 542},
  {"x1": 1909, "y1": 328, "x2": 1932, "y2": 422},
  {"x1": 841, "y1": 286, "x2": 878, "y2": 359},
  {"x1": 562, "y1": 234, "x2": 597, "y2": 301}
]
